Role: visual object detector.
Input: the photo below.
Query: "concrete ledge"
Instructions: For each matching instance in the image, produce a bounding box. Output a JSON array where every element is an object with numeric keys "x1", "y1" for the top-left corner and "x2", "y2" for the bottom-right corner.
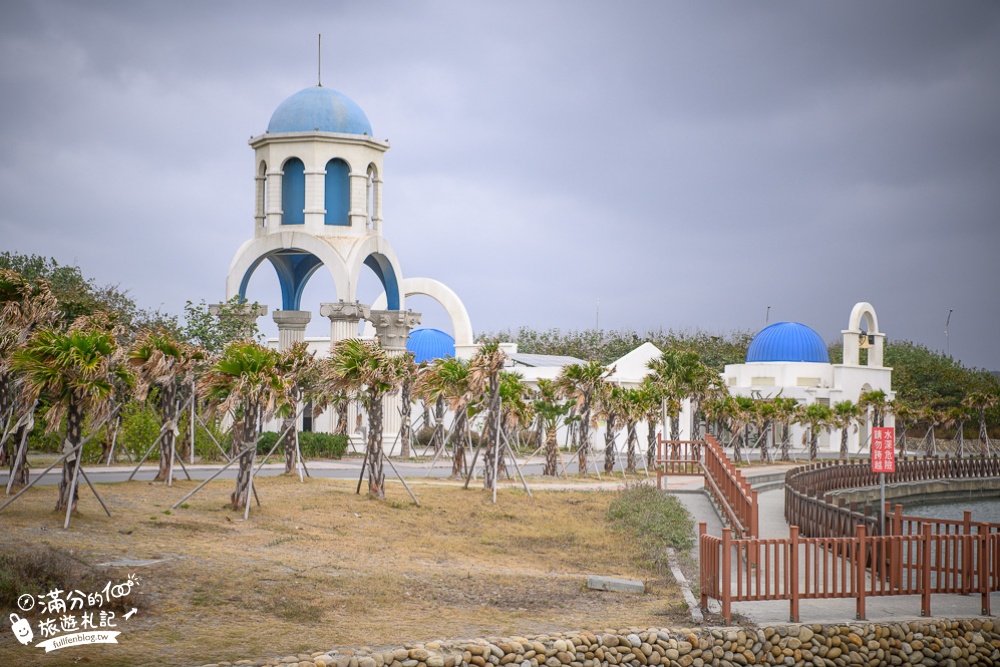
[
  {"x1": 827, "y1": 477, "x2": 1000, "y2": 507},
  {"x1": 586, "y1": 575, "x2": 644, "y2": 593}
]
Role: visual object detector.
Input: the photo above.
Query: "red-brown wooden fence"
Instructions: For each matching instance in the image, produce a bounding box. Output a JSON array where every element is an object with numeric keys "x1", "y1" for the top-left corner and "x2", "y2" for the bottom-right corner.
[
  {"x1": 700, "y1": 452, "x2": 1000, "y2": 623},
  {"x1": 656, "y1": 434, "x2": 758, "y2": 538}
]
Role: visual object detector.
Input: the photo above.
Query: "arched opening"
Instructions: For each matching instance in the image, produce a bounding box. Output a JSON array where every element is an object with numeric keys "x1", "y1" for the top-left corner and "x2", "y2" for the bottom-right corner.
[
  {"x1": 256, "y1": 161, "x2": 268, "y2": 227},
  {"x1": 324, "y1": 158, "x2": 350, "y2": 226},
  {"x1": 361, "y1": 253, "x2": 400, "y2": 311},
  {"x1": 281, "y1": 158, "x2": 305, "y2": 225}
]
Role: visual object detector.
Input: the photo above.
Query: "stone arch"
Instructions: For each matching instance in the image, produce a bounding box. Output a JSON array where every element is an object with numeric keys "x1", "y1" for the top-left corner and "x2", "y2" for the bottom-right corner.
[
  {"x1": 841, "y1": 302, "x2": 884, "y2": 368},
  {"x1": 345, "y1": 236, "x2": 404, "y2": 311},
  {"x1": 226, "y1": 231, "x2": 351, "y2": 309},
  {"x1": 363, "y1": 277, "x2": 474, "y2": 350}
]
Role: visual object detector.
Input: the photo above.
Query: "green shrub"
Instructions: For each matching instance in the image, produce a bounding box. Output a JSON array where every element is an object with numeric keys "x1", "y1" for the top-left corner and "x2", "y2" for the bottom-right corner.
[
  {"x1": 255, "y1": 431, "x2": 348, "y2": 459},
  {"x1": 606, "y1": 484, "x2": 695, "y2": 570}
]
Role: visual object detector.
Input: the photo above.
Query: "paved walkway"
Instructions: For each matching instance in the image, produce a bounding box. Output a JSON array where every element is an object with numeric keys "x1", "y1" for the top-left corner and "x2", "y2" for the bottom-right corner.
[{"x1": 666, "y1": 467, "x2": 1000, "y2": 624}]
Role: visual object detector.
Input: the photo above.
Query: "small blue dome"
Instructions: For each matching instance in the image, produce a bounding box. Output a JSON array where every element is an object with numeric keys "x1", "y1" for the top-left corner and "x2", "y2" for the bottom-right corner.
[
  {"x1": 407, "y1": 328, "x2": 455, "y2": 364},
  {"x1": 746, "y1": 322, "x2": 830, "y2": 363},
  {"x1": 267, "y1": 86, "x2": 373, "y2": 135}
]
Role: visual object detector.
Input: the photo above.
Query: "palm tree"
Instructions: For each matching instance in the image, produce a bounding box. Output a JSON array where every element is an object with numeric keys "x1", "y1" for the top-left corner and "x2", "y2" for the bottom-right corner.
[
  {"x1": 128, "y1": 328, "x2": 202, "y2": 481},
  {"x1": 0, "y1": 270, "x2": 58, "y2": 482},
  {"x1": 860, "y1": 389, "x2": 889, "y2": 428},
  {"x1": 557, "y1": 360, "x2": 607, "y2": 475},
  {"x1": 754, "y1": 399, "x2": 778, "y2": 463},
  {"x1": 534, "y1": 378, "x2": 569, "y2": 476},
  {"x1": 469, "y1": 341, "x2": 506, "y2": 492},
  {"x1": 963, "y1": 390, "x2": 998, "y2": 455},
  {"x1": 13, "y1": 316, "x2": 128, "y2": 511},
  {"x1": 890, "y1": 399, "x2": 918, "y2": 457},
  {"x1": 620, "y1": 386, "x2": 647, "y2": 474},
  {"x1": 647, "y1": 349, "x2": 704, "y2": 441},
  {"x1": 944, "y1": 405, "x2": 970, "y2": 458},
  {"x1": 415, "y1": 356, "x2": 473, "y2": 477},
  {"x1": 499, "y1": 370, "x2": 533, "y2": 448},
  {"x1": 919, "y1": 405, "x2": 942, "y2": 457},
  {"x1": 638, "y1": 376, "x2": 663, "y2": 467},
  {"x1": 200, "y1": 340, "x2": 284, "y2": 509},
  {"x1": 798, "y1": 402, "x2": 833, "y2": 461},
  {"x1": 598, "y1": 383, "x2": 625, "y2": 474},
  {"x1": 832, "y1": 400, "x2": 861, "y2": 461},
  {"x1": 324, "y1": 338, "x2": 404, "y2": 500},
  {"x1": 771, "y1": 396, "x2": 800, "y2": 461},
  {"x1": 729, "y1": 396, "x2": 758, "y2": 463},
  {"x1": 274, "y1": 341, "x2": 322, "y2": 474},
  {"x1": 395, "y1": 353, "x2": 417, "y2": 458}
]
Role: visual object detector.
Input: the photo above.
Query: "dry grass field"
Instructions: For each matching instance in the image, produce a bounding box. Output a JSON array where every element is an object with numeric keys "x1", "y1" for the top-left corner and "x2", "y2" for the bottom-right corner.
[{"x1": 0, "y1": 473, "x2": 691, "y2": 667}]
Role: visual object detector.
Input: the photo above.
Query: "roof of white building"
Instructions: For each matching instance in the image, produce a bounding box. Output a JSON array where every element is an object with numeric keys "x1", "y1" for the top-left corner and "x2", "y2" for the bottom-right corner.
[{"x1": 606, "y1": 342, "x2": 662, "y2": 385}]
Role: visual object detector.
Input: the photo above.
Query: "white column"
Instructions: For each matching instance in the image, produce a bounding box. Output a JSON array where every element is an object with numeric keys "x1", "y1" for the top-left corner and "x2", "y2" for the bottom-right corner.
[
  {"x1": 320, "y1": 301, "x2": 371, "y2": 347},
  {"x1": 266, "y1": 170, "x2": 283, "y2": 227},
  {"x1": 304, "y1": 168, "x2": 326, "y2": 229},
  {"x1": 272, "y1": 310, "x2": 311, "y2": 351},
  {"x1": 369, "y1": 310, "x2": 421, "y2": 454},
  {"x1": 349, "y1": 172, "x2": 369, "y2": 229}
]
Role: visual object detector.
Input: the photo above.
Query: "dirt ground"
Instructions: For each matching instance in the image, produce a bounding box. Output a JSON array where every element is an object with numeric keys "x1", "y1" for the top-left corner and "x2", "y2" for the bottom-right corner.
[{"x1": 0, "y1": 473, "x2": 690, "y2": 667}]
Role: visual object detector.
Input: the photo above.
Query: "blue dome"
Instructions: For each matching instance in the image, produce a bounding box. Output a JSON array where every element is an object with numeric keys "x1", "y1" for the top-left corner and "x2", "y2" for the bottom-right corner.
[
  {"x1": 267, "y1": 86, "x2": 373, "y2": 135},
  {"x1": 746, "y1": 322, "x2": 830, "y2": 363},
  {"x1": 406, "y1": 328, "x2": 455, "y2": 364}
]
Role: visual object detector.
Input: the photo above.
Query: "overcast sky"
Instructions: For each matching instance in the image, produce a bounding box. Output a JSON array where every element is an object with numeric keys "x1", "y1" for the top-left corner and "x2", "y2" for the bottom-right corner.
[{"x1": 1, "y1": 1, "x2": 998, "y2": 370}]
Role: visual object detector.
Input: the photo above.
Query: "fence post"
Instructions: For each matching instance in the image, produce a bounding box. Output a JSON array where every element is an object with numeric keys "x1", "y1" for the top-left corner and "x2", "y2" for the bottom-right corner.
[
  {"x1": 789, "y1": 524, "x2": 799, "y2": 623},
  {"x1": 699, "y1": 522, "x2": 709, "y2": 612},
  {"x1": 722, "y1": 527, "x2": 732, "y2": 625},
  {"x1": 964, "y1": 510, "x2": 974, "y2": 594},
  {"x1": 891, "y1": 504, "x2": 903, "y2": 590},
  {"x1": 921, "y1": 522, "x2": 932, "y2": 617},
  {"x1": 856, "y1": 524, "x2": 867, "y2": 620},
  {"x1": 982, "y1": 534, "x2": 992, "y2": 616}
]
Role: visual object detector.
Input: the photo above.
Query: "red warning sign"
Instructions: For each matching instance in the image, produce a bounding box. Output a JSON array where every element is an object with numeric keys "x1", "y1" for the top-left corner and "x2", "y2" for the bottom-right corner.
[{"x1": 871, "y1": 427, "x2": 896, "y2": 473}]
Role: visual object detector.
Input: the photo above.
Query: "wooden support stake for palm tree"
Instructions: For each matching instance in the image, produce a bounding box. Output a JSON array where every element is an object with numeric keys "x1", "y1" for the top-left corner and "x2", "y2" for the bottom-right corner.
[
  {"x1": 500, "y1": 427, "x2": 532, "y2": 497},
  {"x1": 171, "y1": 445, "x2": 255, "y2": 510}
]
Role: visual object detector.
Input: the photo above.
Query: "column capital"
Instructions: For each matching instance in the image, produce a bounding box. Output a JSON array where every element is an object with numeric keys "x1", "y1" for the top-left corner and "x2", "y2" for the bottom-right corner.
[
  {"x1": 209, "y1": 303, "x2": 268, "y2": 319},
  {"x1": 320, "y1": 300, "x2": 371, "y2": 322},
  {"x1": 272, "y1": 309, "x2": 312, "y2": 329},
  {"x1": 369, "y1": 310, "x2": 421, "y2": 352}
]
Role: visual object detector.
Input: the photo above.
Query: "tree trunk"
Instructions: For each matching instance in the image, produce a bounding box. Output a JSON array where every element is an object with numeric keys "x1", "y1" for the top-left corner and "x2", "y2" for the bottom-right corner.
[
  {"x1": 231, "y1": 407, "x2": 257, "y2": 510},
  {"x1": 432, "y1": 396, "x2": 445, "y2": 452},
  {"x1": 840, "y1": 427, "x2": 849, "y2": 460},
  {"x1": 482, "y1": 381, "x2": 501, "y2": 492},
  {"x1": 956, "y1": 421, "x2": 965, "y2": 458},
  {"x1": 543, "y1": 426, "x2": 558, "y2": 476},
  {"x1": 334, "y1": 398, "x2": 348, "y2": 436},
  {"x1": 451, "y1": 410, "x2": 467, "y2": 478},
  {"x1": 809, "y1": 429, "x2": 818, "y2": 461},
  {"x1": 399, "y1": 378, "x2": 412, "y2": 459},
  {"x1": 282, "y1": 416, "x2": 297, "y2": 475},
  {"x1": 780, "y1": 422, "x2": 791, "y2": 462},
  {"x1": 56, "y1": 401, "x2": 83, "y2": 513},
  {"x1": 9, "y1": 422, "x2": 31, "y2": 488},
  {"x1": 577, "y1": 400, "x2": 591, "y2": 475},
  {"x1": 626, "y1": 419, "x2": 637, "y2": 473},
  {"x1": 670, "y1": 415, "x2": 680, "y2": 441},
  {"x1": 366, "y1": 393, "x2": 385, "y2": 499},
  {"x1": 156, "y1": 383, "x2": 177, "y2": 481},
  {"x1": 645, "y1": 419, "x2": 657, "y2": 467},
  {"x1": 603, "y1": 414, "x2": 617, "y2": 474}
]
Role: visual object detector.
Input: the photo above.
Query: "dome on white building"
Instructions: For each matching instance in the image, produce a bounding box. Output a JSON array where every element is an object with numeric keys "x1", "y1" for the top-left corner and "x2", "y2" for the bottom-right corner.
[
  {"x1": 745, "y1": 321, "x2": 830, "y2": 364},
  {"x1": 267, "y1": 86, "x2": 373, "y2": 135}
]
